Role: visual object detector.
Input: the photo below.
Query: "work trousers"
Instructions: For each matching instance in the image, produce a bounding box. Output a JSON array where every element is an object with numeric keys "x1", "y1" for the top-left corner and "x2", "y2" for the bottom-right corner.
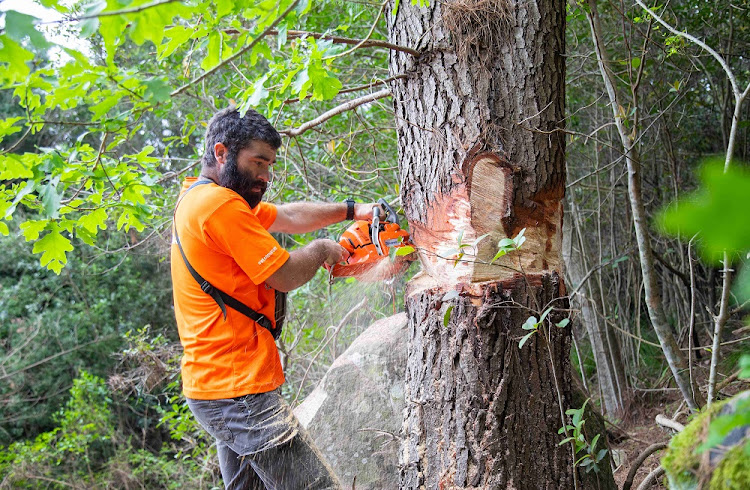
[{"x1": 187, "y1": 389, "x2": 342, "y2": 490}]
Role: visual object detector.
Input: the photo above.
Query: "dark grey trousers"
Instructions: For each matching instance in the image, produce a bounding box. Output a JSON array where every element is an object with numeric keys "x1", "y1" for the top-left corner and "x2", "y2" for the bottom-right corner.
[{"x1": 186, "y1": 390, "x2": 342, "y2": 490}]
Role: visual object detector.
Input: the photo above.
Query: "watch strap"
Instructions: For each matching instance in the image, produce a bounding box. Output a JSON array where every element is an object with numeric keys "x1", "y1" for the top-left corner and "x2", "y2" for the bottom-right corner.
[{"x1": 345, "y1": 198, "x2": 355, "y2": 220}]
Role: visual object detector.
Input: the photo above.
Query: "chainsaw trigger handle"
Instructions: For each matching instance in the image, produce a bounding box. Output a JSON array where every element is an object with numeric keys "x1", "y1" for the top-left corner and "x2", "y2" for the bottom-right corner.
[
  {"x1": 377, "y1": 198, "x2": 399, "y2": 224},
  {"x1": 371, "y1": 206, "x2": 383, "y2": 255}
]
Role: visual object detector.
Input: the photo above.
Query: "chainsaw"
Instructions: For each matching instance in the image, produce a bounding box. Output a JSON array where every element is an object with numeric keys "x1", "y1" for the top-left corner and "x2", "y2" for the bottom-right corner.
[{"x1": 328, "y1": 198, "x2": 415, "y2": 282}]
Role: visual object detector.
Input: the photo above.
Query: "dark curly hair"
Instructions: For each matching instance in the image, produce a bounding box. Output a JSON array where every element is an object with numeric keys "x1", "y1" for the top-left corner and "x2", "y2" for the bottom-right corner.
[{"x1": 201, "y1": 108, "x2": 282, "y2": 168}]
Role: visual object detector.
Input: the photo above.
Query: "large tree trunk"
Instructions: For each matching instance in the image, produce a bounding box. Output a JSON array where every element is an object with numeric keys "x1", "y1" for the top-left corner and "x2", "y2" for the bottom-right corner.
[{"x1": 387, "y1": 1, "x2": 600, "y2": 487}]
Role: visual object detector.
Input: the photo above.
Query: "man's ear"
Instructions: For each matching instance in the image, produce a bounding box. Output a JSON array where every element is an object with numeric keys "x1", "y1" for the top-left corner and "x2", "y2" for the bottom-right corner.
[{"x1": 213, "y1": 143, "x2": 228, "y2": 167}]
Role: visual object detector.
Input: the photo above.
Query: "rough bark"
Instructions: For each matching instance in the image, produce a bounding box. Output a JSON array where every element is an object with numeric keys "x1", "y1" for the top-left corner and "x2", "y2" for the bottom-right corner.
[{"x1": 387, "y1": 0, "x2": 601, "y2": 487}]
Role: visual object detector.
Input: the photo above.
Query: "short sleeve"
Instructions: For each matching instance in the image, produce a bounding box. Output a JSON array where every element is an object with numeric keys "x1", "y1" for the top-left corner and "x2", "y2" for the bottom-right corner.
[
  {"x1": 253, "y1": 202, "x2": 277, "y2": 230},
  {"x1": 204, "y1": 197, "x2": 289, "y2": 285}
]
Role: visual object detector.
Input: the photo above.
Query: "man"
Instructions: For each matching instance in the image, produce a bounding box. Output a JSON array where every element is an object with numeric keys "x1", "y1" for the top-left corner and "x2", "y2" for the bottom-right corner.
[{"x1": 171, "y1": 107, "x2": 378, "y2": 489}]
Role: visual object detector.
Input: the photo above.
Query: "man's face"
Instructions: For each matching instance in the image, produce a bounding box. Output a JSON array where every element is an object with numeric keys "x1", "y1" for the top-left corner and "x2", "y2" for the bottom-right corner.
[{"x1": 219, "y1": 140, "x2": 277, "y2": 208}]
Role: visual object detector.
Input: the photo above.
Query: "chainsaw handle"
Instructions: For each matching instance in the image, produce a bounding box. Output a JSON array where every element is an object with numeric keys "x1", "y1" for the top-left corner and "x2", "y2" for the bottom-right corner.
[{"x1": 377, "y1": 198, "x2": 399, "y2": 224}]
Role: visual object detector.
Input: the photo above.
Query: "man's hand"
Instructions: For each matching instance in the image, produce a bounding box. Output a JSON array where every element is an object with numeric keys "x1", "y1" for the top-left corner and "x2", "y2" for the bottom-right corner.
[
  {"x1": 265, "y1": 239, "x2": 350, "y2": 292},
  {"x1": 353, "y1": 202, "x2": 385, "y2": 221},
  {"x1": 320, "y1": 238, "x2": 350, "y2": 266}
]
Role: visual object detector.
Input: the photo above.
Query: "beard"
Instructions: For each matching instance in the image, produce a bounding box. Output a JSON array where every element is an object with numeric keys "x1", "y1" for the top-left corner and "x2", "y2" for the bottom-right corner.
[{"x1": 219, "y1": 154, "x2": 267, "y2": 208}]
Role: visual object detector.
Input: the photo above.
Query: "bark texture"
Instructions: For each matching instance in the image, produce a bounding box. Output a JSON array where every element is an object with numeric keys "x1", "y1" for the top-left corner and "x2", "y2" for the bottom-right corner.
[
  {"x1": 400, "y1": 275, "x2": 573, "y2": 488},
  {"x1": 387, "y1": 0, "x2": 595, "y2": 488}
]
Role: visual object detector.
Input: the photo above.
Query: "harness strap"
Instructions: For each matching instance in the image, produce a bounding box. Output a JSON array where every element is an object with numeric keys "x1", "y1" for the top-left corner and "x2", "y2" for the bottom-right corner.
[{"x1": 173, "y1": 180, "x2": 274, "y2": 332}]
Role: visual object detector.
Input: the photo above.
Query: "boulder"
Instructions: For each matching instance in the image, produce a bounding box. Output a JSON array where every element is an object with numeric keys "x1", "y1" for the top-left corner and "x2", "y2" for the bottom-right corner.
[{"x1": 294, "y1": 313, "x2": 408, "y2": 489}]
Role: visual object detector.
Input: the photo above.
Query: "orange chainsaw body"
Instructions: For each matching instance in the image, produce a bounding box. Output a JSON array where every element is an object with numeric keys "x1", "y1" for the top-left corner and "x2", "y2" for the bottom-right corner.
[{"x1": 329, "y1": 200, "x2": 414, "y2": 282}]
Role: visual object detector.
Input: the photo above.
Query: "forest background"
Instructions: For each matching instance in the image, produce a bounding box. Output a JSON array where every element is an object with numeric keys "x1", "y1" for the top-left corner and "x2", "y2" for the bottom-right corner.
[{"x1": 0, "y1": 0, "x2": 748, "y2": 487}]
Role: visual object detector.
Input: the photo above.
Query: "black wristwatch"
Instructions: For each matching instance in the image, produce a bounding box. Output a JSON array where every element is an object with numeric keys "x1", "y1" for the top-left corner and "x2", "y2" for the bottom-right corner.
[{"x1": 345, "y1": 198, "x2": 355, "y2": 221}]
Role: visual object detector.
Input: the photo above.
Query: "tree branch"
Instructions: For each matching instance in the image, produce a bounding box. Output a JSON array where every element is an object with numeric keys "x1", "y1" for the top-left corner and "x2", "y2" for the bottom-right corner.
[
  {"x1": 273, "y1": 29, "x2": 419, "y2": 56},
  {"x1": 622, "y1": 442, "x2": 668, "y2": 490},
  {"x1": 171, "y1": 0, "x2": 301, "y2": 97},
  {"x1": 44, "y1": 0, "x2": 181, "y2": 23},
  {"x1": 284, "y1": 74, "x2": 406, "y2": 104},
  {"x1": 280, "y1": 89, "x2": 391, "y2": 137}
]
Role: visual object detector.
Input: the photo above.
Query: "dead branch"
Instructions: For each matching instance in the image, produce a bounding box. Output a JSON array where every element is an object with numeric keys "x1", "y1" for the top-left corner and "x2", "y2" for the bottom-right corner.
[
  {"x1": 636, "y1": 466, "x2": 666, "y2": 490},
  {"x1": 281, "y1": 89, "x2": 391, "y2": 137},
  {"x1": 655, "y1": 414, "x2": 685, "y2": 433},
  {"x1": 622, "y1": 442, "x2": 668, "y2": 490}
]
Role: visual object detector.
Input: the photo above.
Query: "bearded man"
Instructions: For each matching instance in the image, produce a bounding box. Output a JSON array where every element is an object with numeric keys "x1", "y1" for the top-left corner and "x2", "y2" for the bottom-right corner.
[{"x1": 171, "y1": 108, "x2": 377, "y2": 489}]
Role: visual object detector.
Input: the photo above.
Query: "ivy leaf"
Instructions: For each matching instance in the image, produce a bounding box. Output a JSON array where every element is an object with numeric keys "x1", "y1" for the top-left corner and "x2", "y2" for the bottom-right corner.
[{"x1": 32, "y1": 227, "x2": 74, "y2": 274}]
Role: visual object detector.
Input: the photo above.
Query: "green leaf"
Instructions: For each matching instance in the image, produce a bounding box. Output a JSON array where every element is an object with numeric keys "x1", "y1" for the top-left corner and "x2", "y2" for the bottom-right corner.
[
  {"x1": 490, "y1": 249, "x2": 507, "y2": 263},
  {"x1": 78, "y1": 208, "x2": 108, "y2": 233},
  {"x1": 89, "y1": 94, "x2": 121, "y2": 120},
  {"x1": 0, "y1": 154, "x2": 34, "y2": 180},
  {"x1": 556, "y1": 318, "x2": 570, "y2": 328},
  {"x1": 539, "y1": 307, "x2": 553, "y2": 324},
  {"x1": 659, "y1": 160, "x2": 750, "y2": 262},
  {"x1": 519, "y1": 331, "x2": 535, "y2": 349},
  {"x1": 740, "y1": 354, "x2": 750, "y2": 380},
  {"x1": 143, "y1": 78, "x2": 172, "y2": 103},
  {"x1": 522, "y1": 316, "x2": 538, "y2": 330},
  {"x1": 159, "y1": 25, "x2": 197, "y2": 59},
  {"x1": 0, "y1": 34, "x2": 35, "y2": 83},
  {"x1": 0, "y1": 221, "x2": 8, "y2": 236},
  {"x1": 40, "y1": 180, "x2": 61, "y2": 219},
  {"x1": 444, "y1": 305, "x2": 454, "y2": 327},
  {"x1": 3, "y1": 10, "x2": 50, "y2": 49},
  {"x1": 32, "y1": 227, "x2": 74, "y2": 274},
  {"x1": 6, "y1": 181, "x2": 36, "y2": 219},
  {"x1": 392, "y1": 0, "x2": 401, "y2": 15},
  {"x1": 498, "y1": 238, "x2": 515, "y2": 249},
  {"x1": 277, "y1": 22, "x2": 288, "y2": 49},
  {"x1": 630, "y1": 57, "x2": 641, "y2": 70},
  {"x1": 395, "y1": 245, "x2": 415, "y2": 256},
  {"x1": 201, "y1": 31, "x2": 223, "y2": 71}
]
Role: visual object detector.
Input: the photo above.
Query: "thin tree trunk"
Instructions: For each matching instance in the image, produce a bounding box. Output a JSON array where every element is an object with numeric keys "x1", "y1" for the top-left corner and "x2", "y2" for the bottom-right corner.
[{"x1": 585, "y1": 0, "x2": 703, "y2": 410}]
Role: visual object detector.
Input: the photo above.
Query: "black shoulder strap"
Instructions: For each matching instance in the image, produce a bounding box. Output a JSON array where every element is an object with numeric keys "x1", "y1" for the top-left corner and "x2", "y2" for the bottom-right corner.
[{"x1": 173, "y1": 180, "x2": 273, "y2": 331}]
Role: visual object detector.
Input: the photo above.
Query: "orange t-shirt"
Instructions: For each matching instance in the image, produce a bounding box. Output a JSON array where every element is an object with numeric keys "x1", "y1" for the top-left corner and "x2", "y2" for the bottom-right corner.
[{"x1": 171, "y1": 177, "x2": 290, "y2": 399}]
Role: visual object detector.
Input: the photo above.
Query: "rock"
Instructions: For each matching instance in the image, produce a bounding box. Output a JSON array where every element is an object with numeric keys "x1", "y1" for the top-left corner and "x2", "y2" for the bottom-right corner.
[
  {"x1": 294, "y1": 313, "x2": 408, "y2": 490},
  {"x1": 662, "y1": 390, "x2": 750, "y2": 489}
]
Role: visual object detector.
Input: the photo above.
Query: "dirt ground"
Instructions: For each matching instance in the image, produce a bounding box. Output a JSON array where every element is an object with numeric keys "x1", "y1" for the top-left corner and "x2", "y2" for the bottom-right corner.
[
  {"x1": 607, "y1": 372, "x2": 749, "y2": 489},
  {"x1": 609, "y1": 390, "x2": 681, "y2": 489}
]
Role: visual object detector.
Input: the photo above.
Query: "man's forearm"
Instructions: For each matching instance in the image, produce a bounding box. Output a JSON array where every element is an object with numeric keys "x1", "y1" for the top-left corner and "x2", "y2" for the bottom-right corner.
[
  {"x1": 270, "y1": 201, "x2": 382, "y2": 234},
  {"x1": 270, "y1": 202, "x2": 346, "y2": 234},
  {"x1": 264, "y1": 239, "x2": 332, "y2": 292}
]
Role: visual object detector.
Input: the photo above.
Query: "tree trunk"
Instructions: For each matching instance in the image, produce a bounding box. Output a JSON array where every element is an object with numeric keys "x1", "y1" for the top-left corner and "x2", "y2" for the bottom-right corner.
[
  {"x1": 563, "y1": 204, "x2": 627, "y2": 417},
  {"x1": 387, "y1": 1, "x2": 601, "y2": 487}
]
